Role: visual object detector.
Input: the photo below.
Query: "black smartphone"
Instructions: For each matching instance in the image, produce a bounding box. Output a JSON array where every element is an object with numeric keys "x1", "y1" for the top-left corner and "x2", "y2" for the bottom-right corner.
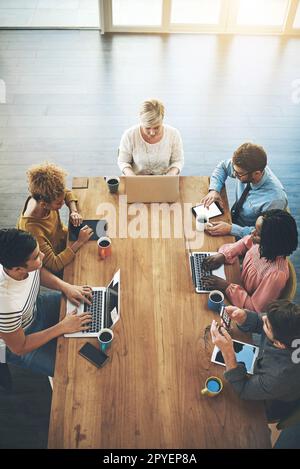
[
  {"x1": 78, "y1": 342, "x2": 109, "y2": 368},
  {"x1": 219, "y1": 306, "x2": 231, "y2": 330}
]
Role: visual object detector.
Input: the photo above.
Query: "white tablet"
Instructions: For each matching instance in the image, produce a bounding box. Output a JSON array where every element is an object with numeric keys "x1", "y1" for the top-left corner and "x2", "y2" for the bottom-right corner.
[
  {"x1": 211, "y1": 340, "x2": 259, "y2": 375},
  {"x1": 192, "y1": 202, "x2": 223, "y2": 220}
]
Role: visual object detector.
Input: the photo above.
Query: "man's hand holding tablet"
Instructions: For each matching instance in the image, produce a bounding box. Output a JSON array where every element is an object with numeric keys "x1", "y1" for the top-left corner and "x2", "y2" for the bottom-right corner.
[{"x1": 201, "y1": 191, "x2": 224, "y2": 210}]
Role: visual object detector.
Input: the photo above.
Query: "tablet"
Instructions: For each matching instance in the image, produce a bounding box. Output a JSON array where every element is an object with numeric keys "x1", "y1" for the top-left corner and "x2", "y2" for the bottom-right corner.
[
  {"x1": 192, "y1": 202, "x2": 223, "y2": 220},
  {"x1": 68, "y1": 219, "x2": 107, "y2": 242},
  {"x1": 211, "y1": 339, "x2": 259, "y2": 375}
]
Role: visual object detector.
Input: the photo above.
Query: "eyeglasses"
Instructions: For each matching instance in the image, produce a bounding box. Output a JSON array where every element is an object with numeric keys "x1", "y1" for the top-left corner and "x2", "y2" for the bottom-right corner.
[
  {"x1": 232, "y1": 168, "x2": 252, "y2": 178},
  {"x1": 233, "y1": 166, "x2": 264, "y2": 178}
]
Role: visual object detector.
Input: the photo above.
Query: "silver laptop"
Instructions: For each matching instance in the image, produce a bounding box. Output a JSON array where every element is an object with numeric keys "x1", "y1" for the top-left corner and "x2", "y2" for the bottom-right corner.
[
  {"x1": 189, "y1": 252, "x2": 226, "y2": 293},
  {"x1": 64, "y1": 270, "x2": 120, "y2": 337},
  {"x1": 125, "y1": 175, "x2": 179, "y2": 203}
]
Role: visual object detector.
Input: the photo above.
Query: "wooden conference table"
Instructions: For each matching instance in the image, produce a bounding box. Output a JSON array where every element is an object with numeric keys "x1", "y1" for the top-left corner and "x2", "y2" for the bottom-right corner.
[{"x1": 48, "y1": 176, "x2": 271, "y2": 449}]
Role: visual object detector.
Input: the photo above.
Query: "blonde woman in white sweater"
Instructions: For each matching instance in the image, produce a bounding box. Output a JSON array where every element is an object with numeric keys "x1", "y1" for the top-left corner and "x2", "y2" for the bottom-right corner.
[{"x1": 118, "y1": 99, "x2": 184, "y2": 176}]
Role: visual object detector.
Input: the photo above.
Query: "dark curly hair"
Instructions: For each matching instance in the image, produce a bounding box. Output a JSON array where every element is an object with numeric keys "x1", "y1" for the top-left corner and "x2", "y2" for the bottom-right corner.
[{"x1": 259, "y1": 209, "x2": 298, "y2": 262}]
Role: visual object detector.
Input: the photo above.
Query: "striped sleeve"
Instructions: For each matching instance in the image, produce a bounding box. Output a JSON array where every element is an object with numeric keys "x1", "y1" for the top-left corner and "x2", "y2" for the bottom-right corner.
[
  {"x1": 0, "y1": 311, "x2": 22, "y2": 333},
  {"x1": 0, "y1": 270, "x2": 40, "y2": 334}
]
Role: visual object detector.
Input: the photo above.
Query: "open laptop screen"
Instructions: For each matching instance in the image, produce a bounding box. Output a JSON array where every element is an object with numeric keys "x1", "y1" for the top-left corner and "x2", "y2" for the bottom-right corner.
[{"x1": 104, "y1": 270, "x2": 120, "y2": 328}]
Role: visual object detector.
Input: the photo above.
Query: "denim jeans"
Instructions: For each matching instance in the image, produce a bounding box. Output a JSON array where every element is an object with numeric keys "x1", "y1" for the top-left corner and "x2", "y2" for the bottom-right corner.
[{"x1": 6, "y1": 291, "x2": 61, "y2": 377}]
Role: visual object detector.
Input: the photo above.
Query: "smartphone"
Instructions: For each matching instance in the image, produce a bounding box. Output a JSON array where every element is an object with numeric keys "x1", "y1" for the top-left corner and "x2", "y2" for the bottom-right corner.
[
  {"x1": 78, "y1": 342, "x2": 109, "y2": 368},
  {"x1": 219, "y1": 306, "x2": 231, "y2": 330}
]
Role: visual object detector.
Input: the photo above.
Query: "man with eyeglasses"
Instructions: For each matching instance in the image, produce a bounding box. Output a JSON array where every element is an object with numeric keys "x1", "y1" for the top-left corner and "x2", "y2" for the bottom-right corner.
[{"x1": 201, "y1": 142, "x2": 288, "y2": 238}]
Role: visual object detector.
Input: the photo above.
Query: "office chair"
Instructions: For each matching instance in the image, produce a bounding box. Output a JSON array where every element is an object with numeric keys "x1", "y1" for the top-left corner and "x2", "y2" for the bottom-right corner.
[
  {"x1": 277, "y1": 401, "x2": 300, "y2": 430},
  {"x1": 280, "y1": 258, "x2": 297, "y2": 302},
  {"x1": 0, "y1": 338, "x2": 12, "y2": 392},
  {"x1": 0, "y1": 362, "x2": 12, "y2": 392},
  {"x1": 0, "y1": 362, "x2": 53, "y2": 392},
  {"x1": 0, "y1": 338, "x2": 52, "y2": 392}
]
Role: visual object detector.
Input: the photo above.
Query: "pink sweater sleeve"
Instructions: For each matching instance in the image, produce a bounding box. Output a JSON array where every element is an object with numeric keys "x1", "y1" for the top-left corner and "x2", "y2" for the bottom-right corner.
[
  {"x1": 218, "y1": 235, "x2": 253, "y2": 265},
  {"x1": 225, "y1": 270, "x2": 288, "y2": 313}
]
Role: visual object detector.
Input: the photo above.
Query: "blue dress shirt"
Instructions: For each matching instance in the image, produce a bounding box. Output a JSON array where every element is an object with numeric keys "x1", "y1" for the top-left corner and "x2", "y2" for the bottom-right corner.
[{"x1": 209, "y1": 159, "x2": 288, "y2": 238}]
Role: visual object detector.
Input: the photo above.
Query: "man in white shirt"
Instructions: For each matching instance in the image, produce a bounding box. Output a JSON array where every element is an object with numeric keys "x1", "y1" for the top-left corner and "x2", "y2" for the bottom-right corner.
[{"x1": 0, "y1": 229, "x2": 92, "y2": 377}]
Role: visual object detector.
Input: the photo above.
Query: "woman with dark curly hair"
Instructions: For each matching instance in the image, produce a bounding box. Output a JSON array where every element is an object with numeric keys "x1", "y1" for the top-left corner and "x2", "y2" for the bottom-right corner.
[
  {"x1": 17, "y1": 162, "x2": 93, "y2": 274},
  {"x1": 202, "y1": 209, "x2": 298, "y2": 313}
]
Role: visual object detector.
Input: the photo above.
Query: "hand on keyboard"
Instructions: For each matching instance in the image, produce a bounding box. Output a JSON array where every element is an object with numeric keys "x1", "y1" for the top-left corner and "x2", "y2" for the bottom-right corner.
[
  {"x1": 201, "y1": 274, "x2": 229, "y2": 292},
  {"x1": 83, "y1": 290, "x2": 104, "y2": 333},
  {"x1": 63, "y1": 284, "x2": 93, "y2": 307},
  {"x1": 61, "y1": 310, "x2": 93, "y2": 334},
  {"x1": 202, "y1": 253, "x2": 225, "y2": 271}
]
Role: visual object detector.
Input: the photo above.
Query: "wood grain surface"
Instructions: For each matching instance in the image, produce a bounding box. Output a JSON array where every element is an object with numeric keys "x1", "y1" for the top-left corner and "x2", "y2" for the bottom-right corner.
[{"x1": 48, "y1": 176, "x2": 271, "y2": 449}]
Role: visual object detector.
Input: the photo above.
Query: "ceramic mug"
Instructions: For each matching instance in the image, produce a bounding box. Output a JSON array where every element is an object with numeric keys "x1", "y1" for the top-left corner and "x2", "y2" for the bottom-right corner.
[
  {"x1": 201, "y1": 376, "x2": 223, "y2": 397},
  {"x1": 98, "y1": 328, "x2": 114, "y2": 352},
  {"x1": 97, "y1": 236, "x2": 112, "y2": 260},
  {"x1": 106, "y1": 177, "x2": 120, "y2": 194},
  {"x1": 208, "y1": 290, "x2": 224, "y2": 313}
]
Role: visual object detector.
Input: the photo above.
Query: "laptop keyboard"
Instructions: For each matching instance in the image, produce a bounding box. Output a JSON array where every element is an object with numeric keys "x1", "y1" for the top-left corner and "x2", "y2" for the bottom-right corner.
[
  {"x1": 193, "y1": 253, "x2": 213, "y2": 292},
  {"x1": 83, "y1": 290, "x2": 104, "y2": 333}
]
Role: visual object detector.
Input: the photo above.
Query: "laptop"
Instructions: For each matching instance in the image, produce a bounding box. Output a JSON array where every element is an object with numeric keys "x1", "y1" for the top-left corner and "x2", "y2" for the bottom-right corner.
[
  {"x1": 64, "y1": 270, "x2": 120, "y2": 337},
  {"x1": 189, "y1": 252, "x2": 226, "y2": 293},
  {"x1": 125, "y1": 175, "x2": 179, "y2": 203}
]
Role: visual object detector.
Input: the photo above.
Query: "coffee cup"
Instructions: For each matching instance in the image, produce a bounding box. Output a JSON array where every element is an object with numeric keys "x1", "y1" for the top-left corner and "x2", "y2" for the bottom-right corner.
[
  {"x1": 208, "y1": 290, "x2": 224, "y2": 313},
  {"x1": 97, "y1": 236, "x2": 112, "y2": 260},
  {"x1": 98, "y1": 328, "x2": 114, "y2": 352},
  {"x1": 196, "y1": 214, "x2": 208, "y2": 232},
  {"x1": 106, "y1": 177, "x2": 120, "y2": 194},
  {"x1": 201, "y1": 376, "x2": 223, "y2": 397}
]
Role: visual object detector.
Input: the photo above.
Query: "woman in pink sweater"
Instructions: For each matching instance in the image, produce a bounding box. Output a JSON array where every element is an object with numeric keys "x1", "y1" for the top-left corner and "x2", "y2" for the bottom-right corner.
[{"x1": 202, "y1": 210, "x2": 298, "y2": 313}]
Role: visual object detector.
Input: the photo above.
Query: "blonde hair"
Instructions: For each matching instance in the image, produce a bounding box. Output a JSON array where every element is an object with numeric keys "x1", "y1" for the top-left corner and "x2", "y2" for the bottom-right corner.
[
  {"x1": 139, "y1": 99, "x2": 165, "y2": 127},
  {"x1": 27, "y1": 162, "x2": 67, "y2": 203}
]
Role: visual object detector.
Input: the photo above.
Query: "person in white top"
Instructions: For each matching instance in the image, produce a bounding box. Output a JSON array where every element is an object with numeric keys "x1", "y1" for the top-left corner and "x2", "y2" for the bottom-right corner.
[
  {"x1": 118, "y1": 99, "x2": 184, "y2": 176},
  {"x1": 0, "y1": 229, "x2": 93, "y2": 377}
]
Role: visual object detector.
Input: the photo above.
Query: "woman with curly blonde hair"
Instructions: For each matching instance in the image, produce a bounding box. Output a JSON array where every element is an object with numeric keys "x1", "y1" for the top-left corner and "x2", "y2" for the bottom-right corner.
[{"x1": 17, "y1": 162, "x2": 93, "y2": 273}]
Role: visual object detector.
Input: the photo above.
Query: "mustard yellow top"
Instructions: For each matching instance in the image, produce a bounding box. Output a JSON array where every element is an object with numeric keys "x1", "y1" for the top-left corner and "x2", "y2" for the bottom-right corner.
[{"x1": 17, "y1": 190, "x2": 77, "y2": 273}]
